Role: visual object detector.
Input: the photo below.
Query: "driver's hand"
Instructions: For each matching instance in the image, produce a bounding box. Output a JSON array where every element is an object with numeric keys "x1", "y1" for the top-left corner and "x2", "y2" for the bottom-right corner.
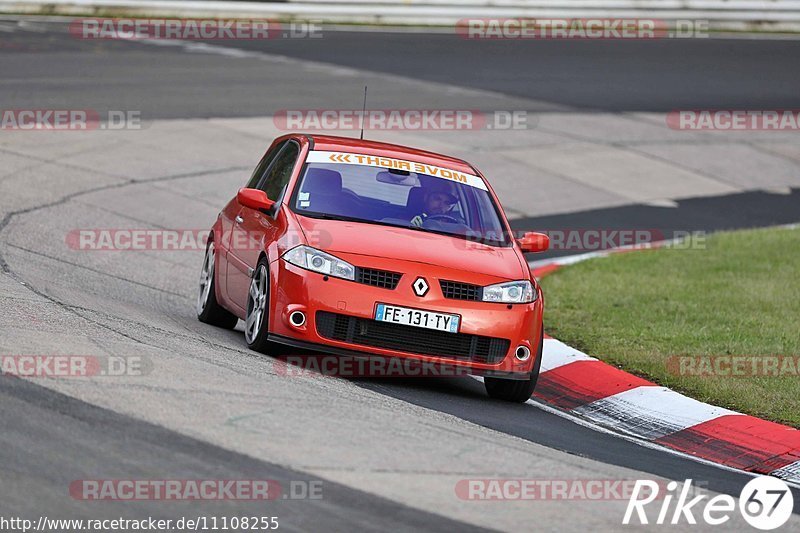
[{"x1": 410, "y1": 215, "x2": 424, "y2": 227}]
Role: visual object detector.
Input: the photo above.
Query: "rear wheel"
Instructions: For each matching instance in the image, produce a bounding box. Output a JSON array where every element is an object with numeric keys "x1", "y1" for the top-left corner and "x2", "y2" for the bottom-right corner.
[
  {"x1": 484, "y1": 331, "x2": 544, "y2": 403},
  {"x1": 197, "y1": 241, "x2": 238, "y2": 329}
]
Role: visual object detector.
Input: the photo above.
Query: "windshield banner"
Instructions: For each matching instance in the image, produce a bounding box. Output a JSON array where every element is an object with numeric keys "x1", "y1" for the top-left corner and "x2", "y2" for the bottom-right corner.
[{"x1": 306, "y1": 150, "x2": 488, "y2": 191}]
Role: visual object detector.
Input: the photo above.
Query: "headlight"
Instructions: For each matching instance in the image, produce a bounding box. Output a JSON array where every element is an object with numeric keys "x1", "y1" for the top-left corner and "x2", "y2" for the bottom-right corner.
[
  {"x1": 482, "y1": 280, "x2": 536, "y2": 304},
  {"x1": 282, "y1": 245, "x2": 355, "y2": 281}
]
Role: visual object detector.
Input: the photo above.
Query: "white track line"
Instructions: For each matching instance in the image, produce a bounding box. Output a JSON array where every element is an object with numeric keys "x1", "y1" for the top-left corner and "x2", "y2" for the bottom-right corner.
[
  {"x1": 526, "y1": 395, "x2": 800, "y2": 490},
  {"x1": 772, "y1": 461, "x2": 800, "y2": 485},
  {"x1": 573, "y1": 386, "x2": 739, "y2": 440},
  {"x1": 540, "y1": 337, "x2": 596, "y2": 372},
  {"x1": 470, "y1": 374, "x2": 800, "y2": 488}
]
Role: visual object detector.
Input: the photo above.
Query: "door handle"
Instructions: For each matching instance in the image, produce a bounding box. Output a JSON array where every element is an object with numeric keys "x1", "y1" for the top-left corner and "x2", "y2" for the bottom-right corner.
[{"x1": 235, "y1": 215, "x2": 244, "y2": 224}]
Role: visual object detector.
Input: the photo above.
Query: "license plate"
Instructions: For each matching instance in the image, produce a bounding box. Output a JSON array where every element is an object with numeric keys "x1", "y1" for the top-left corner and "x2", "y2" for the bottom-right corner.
[{"x1": 375, "y1": 303, "x2": 460, "y2": 333}]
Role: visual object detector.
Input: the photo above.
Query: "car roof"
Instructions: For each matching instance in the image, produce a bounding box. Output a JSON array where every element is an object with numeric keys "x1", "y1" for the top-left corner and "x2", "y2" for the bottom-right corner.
[{"x1": 298, "y1": 133, "x2": 478, "y2": 176}]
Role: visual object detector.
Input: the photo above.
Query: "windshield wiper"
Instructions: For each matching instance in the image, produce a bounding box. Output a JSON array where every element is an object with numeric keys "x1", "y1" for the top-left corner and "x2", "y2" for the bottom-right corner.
[{"x1": 302, "y1": 212, "x2": 364, "y2": 224}]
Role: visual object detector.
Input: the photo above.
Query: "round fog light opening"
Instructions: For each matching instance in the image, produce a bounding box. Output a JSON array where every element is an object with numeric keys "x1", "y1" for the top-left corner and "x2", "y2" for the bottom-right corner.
[
  {"x1": 289, "y1": 311, "x2": 306, "y2": 327},
  {"x1": 515, "y1": 345, "x2": 531, "y2": 361}
]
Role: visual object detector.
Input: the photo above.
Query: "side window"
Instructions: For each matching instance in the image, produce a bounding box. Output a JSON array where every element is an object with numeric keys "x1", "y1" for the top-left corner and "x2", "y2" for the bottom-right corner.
[
  {"x1": 260, "y1": 142, "x2": 300, "y2": 202},
  {"x1": 473, "y1": 189, "x2": 506, "y2": 240},
  {"x1": 245, "y1": 141, "x2": 287, "y2": 189}
]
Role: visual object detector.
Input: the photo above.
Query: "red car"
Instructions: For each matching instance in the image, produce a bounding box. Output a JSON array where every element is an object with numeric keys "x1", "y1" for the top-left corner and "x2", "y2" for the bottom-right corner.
[{"x1": 197, "y1": 134, "x2": 549, "y2": 402}]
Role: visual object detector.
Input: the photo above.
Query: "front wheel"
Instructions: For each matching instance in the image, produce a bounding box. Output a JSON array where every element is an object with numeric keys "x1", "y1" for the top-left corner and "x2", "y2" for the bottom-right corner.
[
  {"x1": 197, "y1": 241, "x2": 239, "y2": 329},
  {"x1": 244, "y1": 258, "x2": 273, "y2": 353},
  {"x1": 484, "y1": 331, "x2": 544, "y2": 403}
]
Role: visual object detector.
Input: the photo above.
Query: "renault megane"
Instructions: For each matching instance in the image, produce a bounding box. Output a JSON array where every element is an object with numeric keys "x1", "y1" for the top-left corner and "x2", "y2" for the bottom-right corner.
[{"x1": 197, "y1": 133, "x2": 549, "y2": 402}]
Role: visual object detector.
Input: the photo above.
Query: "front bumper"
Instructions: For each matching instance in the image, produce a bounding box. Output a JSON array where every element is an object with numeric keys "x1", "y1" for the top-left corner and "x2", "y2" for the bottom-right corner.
[{"x1": 269, "y1": 257, "x2": 543, "y2": 376}]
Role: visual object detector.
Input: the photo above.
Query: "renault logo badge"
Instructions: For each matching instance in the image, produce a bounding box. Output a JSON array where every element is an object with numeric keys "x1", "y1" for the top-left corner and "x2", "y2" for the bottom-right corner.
[{"x1": 412, "y1": 277, "x2": 429, "y2": 297}]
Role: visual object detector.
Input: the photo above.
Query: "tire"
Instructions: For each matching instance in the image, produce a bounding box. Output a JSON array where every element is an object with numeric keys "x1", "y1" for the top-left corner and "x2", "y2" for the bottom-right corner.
[
  {"x1": 484, "y1": 330, "x2": 544, "y2": 403},
  {"x1": 244, "y1": 257, "x2": 274, "y2": 354},
  {"x1": 197, "y1": 241, "x2": 239, "y2": 329}
]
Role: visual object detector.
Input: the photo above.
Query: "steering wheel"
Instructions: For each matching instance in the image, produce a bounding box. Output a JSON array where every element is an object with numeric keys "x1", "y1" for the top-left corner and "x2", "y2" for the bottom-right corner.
[{"x1": 425, "y1": 214, "x2": 460, "y2": 224}]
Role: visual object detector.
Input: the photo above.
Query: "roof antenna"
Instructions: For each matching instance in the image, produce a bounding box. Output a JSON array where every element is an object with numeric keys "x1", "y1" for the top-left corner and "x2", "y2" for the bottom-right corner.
[{"x1": 359, "y1": 85, "x2": 368, "y2": 140}]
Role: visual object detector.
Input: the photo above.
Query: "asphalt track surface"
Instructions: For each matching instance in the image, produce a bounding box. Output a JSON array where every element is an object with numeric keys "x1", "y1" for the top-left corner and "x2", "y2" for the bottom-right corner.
[
  {"x1": 4, "y1": 24, "x2": 800, "y2": 116},
  {"x1": 1, "y1": 19, "x2": 800, "y2": 531}
]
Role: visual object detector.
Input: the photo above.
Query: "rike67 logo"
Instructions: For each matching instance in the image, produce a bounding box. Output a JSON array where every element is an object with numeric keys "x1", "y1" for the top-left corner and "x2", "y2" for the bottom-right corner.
[{"x1": 624, "y1": 476, "x2": 794, "y2": 529}]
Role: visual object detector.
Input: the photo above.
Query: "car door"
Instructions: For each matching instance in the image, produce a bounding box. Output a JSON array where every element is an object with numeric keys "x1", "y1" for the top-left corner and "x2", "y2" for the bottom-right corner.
[
  {"x1": 218, "y1": 140, "x2": 287, "y2": 308},
  {"x1": 227, "y1": 140, "x2": 301, "y2": 311}
]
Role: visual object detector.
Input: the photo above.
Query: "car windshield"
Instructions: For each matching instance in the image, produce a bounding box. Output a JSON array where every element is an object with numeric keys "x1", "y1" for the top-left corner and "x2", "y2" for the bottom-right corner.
[{"x1": 291, "y1": 158, "x2": 510, "y2": 246}]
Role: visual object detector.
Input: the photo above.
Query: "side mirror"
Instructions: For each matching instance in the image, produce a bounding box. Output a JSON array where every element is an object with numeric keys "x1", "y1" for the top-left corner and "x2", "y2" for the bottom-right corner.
[
  {"x1": 517, "y1": 232, "x2": 549, "y2": 253},
  {"x1": 237, "y1": 188, "x2": 276, "y2": 215}
]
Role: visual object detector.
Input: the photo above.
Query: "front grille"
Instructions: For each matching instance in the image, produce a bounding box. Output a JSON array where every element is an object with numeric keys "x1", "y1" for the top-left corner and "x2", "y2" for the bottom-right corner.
[
  {"x1": 440, "y1": 280, "x2": 482, "y2": 301},
  {"x1": 316, "y1": 311, "x2": 509, "y2": 364},
  {"x1": 355, "y1": 267, "x2": 402, "y2": 290}
]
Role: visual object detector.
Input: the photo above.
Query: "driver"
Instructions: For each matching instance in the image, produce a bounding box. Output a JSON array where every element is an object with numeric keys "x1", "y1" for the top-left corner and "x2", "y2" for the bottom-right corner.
[{"x1": 410, "y1": 180, "x2": 460, "y2": 227}]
